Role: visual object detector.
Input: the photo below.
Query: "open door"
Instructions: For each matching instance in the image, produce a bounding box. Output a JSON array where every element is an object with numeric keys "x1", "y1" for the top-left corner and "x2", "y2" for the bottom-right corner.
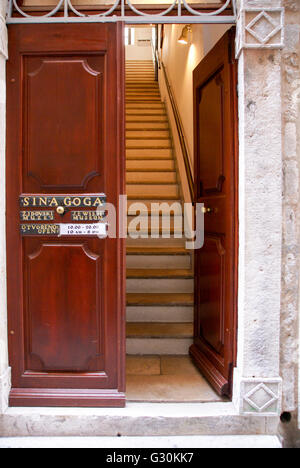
[
  {"x1": 6, "y1": 23, "x2": 126, "y2": 407},
  {"x1": 190, "y1": 28, "x2": 238, "y2": 398}
]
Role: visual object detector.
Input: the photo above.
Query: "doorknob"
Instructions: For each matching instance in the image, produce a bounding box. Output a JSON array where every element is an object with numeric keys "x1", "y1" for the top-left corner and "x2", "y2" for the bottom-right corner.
[
  {"x1": 202, "y1": 206, "x2": 213, "y2": 214},
  {"x1": 56, "y1": 206, "x2": 65, "y2": 215}
]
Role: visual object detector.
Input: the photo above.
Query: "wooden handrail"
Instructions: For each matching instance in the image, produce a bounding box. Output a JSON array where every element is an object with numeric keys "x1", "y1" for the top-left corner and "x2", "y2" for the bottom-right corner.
[{"x1": 161, "y1": 62, "x2": 194, "y2": 200}]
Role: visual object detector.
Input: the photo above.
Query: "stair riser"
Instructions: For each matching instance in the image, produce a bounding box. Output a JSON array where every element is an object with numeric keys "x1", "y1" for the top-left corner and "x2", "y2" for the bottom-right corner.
[
  {"x1": 126, "y1": 103, "x2": 163, "y2": 108},
  {"x1": 126, "y1": 116, "x2": 168, "y2": 122},
  {"x1": 126, "y1": 141, "x2": 171, "y2": 149},
  {"x1": 127, "y1": 200, "x2": 182, "y2": 215},
  {"x1": 126, "y1": 160, "x2": 174, "y2": 171},
  {"x1": 126, "y1": 338, "x2": 193, "y2": 355},
  {"x1": 126, "y1": 109, "x2": 166, "y2": 115},
  {"x1": 126, "y1": 173, "x2": 176, "y2": 184},
  {"x1": 126, "y1": 306, "x2": 194, "y2": 323},
  {"x1": 127, "y1": 185, "x2": 179, "y2": 199},
  {"x1": 126, "y1": 279, "x2": 194, "y2": 293},
  {"x1": 126, "y1": 131, "x2": 170, "y2": 139},
  {"x1": 127, "y1": 221, "x2": 184, "y2": 236},
  {"x1": 126, "y1": 123, "x2": 169, "y2": 130},
  {"x1": 127, "y1": 238, "x2": 186, "y2": 248},
  {"x1": 126, "y1": 149, "x2": 172, "y2": 159},
  {"x1": 126, "y1": 255, "x2": 191, "y2": 269}
]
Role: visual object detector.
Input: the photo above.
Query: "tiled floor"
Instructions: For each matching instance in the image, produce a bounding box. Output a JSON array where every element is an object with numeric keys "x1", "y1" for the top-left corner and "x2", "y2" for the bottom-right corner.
[{"x1": 126, "y1": 355, "x2": 224, "y2": 403}]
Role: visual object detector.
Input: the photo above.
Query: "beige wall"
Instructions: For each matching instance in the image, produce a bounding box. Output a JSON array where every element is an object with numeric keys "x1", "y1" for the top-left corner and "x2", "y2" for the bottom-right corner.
[{"x1": 159, "y1": 24, "x2": 230, "y2": 163}]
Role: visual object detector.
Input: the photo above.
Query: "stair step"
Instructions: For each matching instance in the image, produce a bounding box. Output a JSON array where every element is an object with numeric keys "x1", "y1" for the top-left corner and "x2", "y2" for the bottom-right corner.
[
  {"x1": 126, "y1": 74, "x2": 155, "y2": 76},
  {"x1": 126, "y1": 338, "x2": 193, "y2": 356},
  {"x1": 126, "y1": 149, "x2": 172, "y2": 160},
  {"x1": 127, "y1": 323, "x2": 193, "y2": 339},
  {"x1": 126, "y1": 305, "x2": 194, "y2": 323},
  {"x1": 126, "y1": 253, "x2": 191, "y2": 269},
  {"x1": 127, "y1": 293, "x2": 194, "y2": 306},
  {"x1": 126, "y1": 80, "x2": 156, "y2": 84},
  {"x1": 126, "y1": 109, "x2": 166, "y2": 115},
  {"x1": 126, "y1": 71, "x2": 155, "y2": 74},
  {"x1": 126, "y1": 246, "x2": 188, "y2": 255},
  {"x1": 127, "y1": 200, "x2": 182, "y2": 215},
  {"x1": 126, "y1": 103, "x2": 163, "y2": 109},
  {"x1": 126, "y1": 277, "x2": 193, "y2": 293},
  {"x1": 126, "y1": 172, "x2": 176, "y2": 184},
  {"x1": 126, "y1": 130, "x2": 170, "y2": 139},
  {"x1": 126, "y1": 356, "x2": 161, "y2": 376},
  {"x1": 126, "y1": 122, "x2": 169, "y2": 130},
  {"x1": 127, "y1": 356, "x2": 202, "y2": 376},
  {"x1": 126, "y1": 96, "x2": 160, "y2": 101},
  {"x1": 126, "y1": 83, "x2": 159, "y2": 89},
  {"x1": 127, "y1": 184, "x2": 179, "y2": 200},
  {"x1": 126, "y1": 160, "x2": 174, "y2": 171},
  {"x1": 126, "y1": 77, "x2": 155, "y2": 81},
  {"x1": 126, "y1": 90, "x2": 160, "y2": 94},
  {"x1": 126, "y1": 140, "x2": 171, "y2": 149},
  {"x1": 126, "y1": 238, "x2": 187, "y2": 249},
  {"x1": 126, "y1": 115, "x2": 168, "y2": 122},
  {"x1": 126, "y1": 269, "x2": 193, "y2": 279},
  {"x1": 127, "y1": 219, "x2": 184, "y2": 236},
  {"x1": 126, "y1": 98, "x2": 161, "y2": 102},
  {"x1": 126, "y1": 70, "x2": 155, "y2": 73}
]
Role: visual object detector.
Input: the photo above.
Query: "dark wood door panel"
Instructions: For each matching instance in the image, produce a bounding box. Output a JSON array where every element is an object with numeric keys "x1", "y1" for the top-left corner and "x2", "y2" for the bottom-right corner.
[
  {"x1": 25, "y1": 241, "x2": 103, "y2": 373},
  {"x1": 196, "y1": 236, "x2": 225, "y2": 356},
  {"x1": 197, "y1": 67, "x2": 225, "y2": 196},
  {"x1": 24, "y1": 56, "x2": 103, "y2": 191},
  {"x1": 7, "y1": 23, "x2": 125, "y2": 407},
  {"x1": 191, "y1": 28, "x2": 238, "y2": 398}
]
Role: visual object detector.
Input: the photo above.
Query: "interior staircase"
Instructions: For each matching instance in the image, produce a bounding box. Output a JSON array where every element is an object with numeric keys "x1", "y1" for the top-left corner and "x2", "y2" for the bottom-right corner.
[{"x1": 125, "y1": 60, "x2": 219, "y2": 402}]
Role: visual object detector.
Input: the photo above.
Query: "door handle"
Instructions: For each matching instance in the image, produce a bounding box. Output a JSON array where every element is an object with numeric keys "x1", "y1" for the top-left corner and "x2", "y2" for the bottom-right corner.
[
  {"x1": 56, "y1": 206, "x2": 65, "y2": 215},
  {"x1": 202, "y1": 206, "x2": 213, "y2": 214}
]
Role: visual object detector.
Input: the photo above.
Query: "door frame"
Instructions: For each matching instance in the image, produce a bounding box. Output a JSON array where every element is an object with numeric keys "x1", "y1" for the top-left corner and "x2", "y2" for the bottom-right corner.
[{"x1": 0, "y1": 4, "x2": 285, "y2": 418}]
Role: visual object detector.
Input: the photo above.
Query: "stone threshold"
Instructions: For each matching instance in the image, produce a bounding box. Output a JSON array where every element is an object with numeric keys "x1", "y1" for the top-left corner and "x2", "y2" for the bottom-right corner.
[
  {"x1": 0, "y1": 402, "x2": 279, "y2": 438},
  {"x1": 0, "y1": 435, "x2": 282, "y2": 449}
]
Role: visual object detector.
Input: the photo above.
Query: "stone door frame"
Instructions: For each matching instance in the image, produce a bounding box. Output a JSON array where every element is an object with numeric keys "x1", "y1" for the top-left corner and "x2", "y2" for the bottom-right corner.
[{"x1": 0, "y1": 0, "x2": 286, "y2": 420}]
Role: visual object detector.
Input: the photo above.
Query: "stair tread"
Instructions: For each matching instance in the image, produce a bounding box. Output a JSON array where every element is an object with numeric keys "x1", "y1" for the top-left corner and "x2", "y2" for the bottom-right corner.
[
  {"x1": 126, "y1": 356, "x2": 204, "y2": 377},
  {"x1": 126, "y1": 161, "x2": 174, "y2": 171},
  {"x1": 127, "y1": 293, "x2": 194, "y2": 306},
  {"x1": 126, "y1": 173, "x2": 176, "y2": 184},
  {"x1": 127, "y1": 185, "x2": 179, "y2": 200},
  {"x1": 126, "y1": 247, "x2": 188, "y2": 255},
  {"x1": 127, "y1": 269, "x2": 193, "y2": 278},
  {"x1": 126, "y1": 322, "x2": 193, "y2": 338}
]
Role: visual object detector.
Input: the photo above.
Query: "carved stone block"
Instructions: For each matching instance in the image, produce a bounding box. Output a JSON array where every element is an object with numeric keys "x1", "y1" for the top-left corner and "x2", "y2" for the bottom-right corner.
[{"x1": 236, "y1": 8, "x2": 285, "y2": 57}]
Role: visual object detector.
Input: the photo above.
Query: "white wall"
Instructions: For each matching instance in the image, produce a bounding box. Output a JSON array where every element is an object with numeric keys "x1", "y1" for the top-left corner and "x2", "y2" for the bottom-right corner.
[
  {"x1": 126, "y1": 46, "x2": 152, "y2": 61},
  {"x1": 160, "y1": 24, "x2": 230, "y2": 162},
  {"x1": 125, "y1": 27, "x2": 153, "y2": 61}
]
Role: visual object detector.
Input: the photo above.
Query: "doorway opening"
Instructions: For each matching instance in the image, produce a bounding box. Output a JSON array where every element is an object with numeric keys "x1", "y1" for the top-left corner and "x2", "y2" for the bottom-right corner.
[
  {"x1": 5, "y1": 15, "x2": 237, "y2": 408},
  {"x1": 125, "y1": 24, "x2": 236, "y2": 403}
]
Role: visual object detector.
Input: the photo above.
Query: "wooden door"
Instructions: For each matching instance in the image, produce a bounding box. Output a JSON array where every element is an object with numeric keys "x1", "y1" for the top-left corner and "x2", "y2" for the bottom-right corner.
[
  {"x1": 6, "y1": 23, "x2": 126, "y2": 407},
  {"x1": 190, "y1": 28, "x2": 238, "y2": 398}
]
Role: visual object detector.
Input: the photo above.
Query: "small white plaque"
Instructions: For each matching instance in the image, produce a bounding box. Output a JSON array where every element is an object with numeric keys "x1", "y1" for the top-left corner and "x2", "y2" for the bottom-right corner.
[{"x1": 59, "y1": 223, "x2": 107, "y2": 237}]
